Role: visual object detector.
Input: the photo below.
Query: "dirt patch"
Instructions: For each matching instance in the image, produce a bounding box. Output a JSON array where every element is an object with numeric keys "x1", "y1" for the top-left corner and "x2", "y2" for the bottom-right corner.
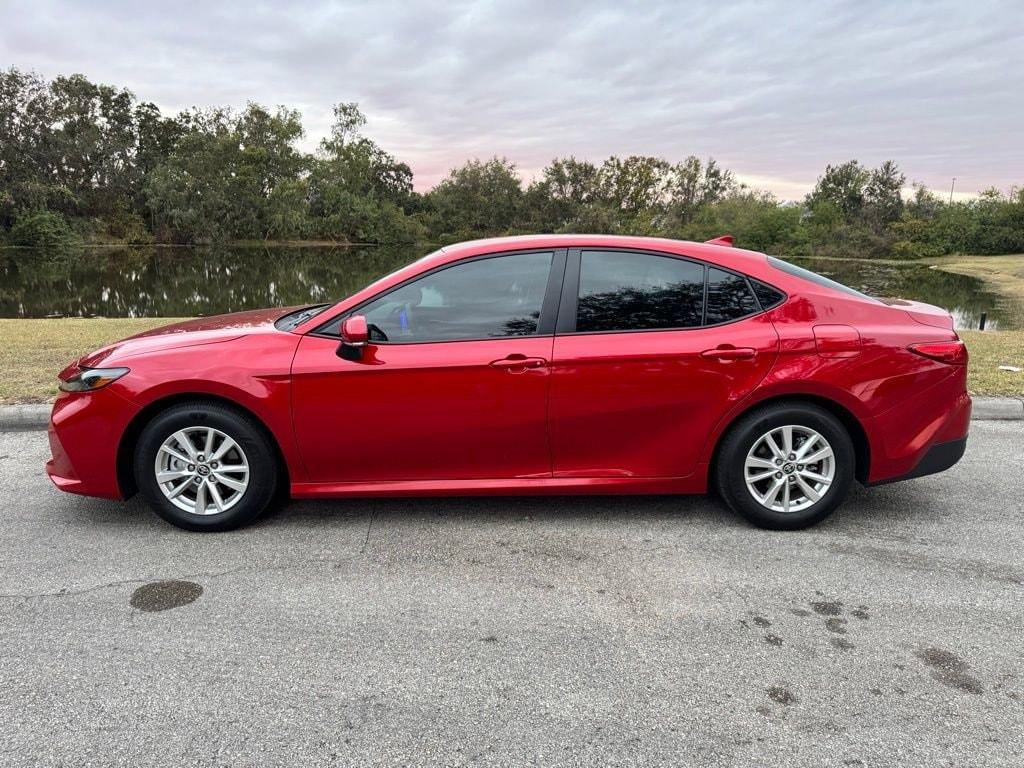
[{"x1": 915, "y1": 647, "x2": 984, "y2": 695}]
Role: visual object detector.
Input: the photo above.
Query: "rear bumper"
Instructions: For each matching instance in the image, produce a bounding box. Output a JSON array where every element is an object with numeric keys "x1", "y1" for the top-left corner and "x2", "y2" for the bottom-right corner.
[
  {"x1": 865, "y1": 384, "x2": 971, "y2": 485},
  {"x1": 866, "y1": 437, "x2": 967, "y2": 486}
]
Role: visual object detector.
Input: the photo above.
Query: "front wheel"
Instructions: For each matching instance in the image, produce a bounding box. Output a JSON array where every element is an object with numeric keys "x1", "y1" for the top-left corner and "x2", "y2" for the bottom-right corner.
[
  {"x1": 715, "y1": 403, "x2": 855, "y2": 530},
  {"x1": 134, "y1": 401, "x2": 280, "y2": 532}
]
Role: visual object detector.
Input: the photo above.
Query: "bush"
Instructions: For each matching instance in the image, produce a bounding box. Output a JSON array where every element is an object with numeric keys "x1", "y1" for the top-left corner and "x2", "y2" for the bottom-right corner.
[{"x1": 8, "y1": 211, "x2": 82, "y2": 249}]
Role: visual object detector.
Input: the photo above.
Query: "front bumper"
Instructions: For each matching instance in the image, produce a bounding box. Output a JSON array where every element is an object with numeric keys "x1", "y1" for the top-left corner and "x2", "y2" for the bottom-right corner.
[{"x1": 46, "y1": 388, "x2": 140, "y2": 499}]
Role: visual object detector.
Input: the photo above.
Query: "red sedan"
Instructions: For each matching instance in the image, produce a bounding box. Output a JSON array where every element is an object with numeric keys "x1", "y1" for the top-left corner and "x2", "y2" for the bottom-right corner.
[{"x1": 47, "y1": 235, "x2": 970, "y2": 531}]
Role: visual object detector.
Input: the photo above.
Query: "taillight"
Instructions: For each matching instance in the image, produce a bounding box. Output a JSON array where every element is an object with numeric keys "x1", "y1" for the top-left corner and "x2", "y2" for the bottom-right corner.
[{"x1": 908, "y1": 341, "x2": 967, "y2": 365}]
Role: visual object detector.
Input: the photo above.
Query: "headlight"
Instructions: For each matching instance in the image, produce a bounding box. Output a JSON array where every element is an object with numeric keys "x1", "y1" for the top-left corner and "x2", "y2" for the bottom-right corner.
[{"x1": 58, "y1": 367, "x2": 130, "y2": 393}]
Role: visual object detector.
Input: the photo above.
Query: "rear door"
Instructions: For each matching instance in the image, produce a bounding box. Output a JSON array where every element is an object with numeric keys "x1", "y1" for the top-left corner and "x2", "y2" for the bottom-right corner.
[{"x1": 548, "y1": 249, "x2": 779, "y2": 478}]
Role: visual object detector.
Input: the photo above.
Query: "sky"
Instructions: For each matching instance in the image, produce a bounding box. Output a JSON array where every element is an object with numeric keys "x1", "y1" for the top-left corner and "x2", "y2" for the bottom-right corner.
[{"x1": 2, "y1": 0, "x2": 1022, "y2": 200}]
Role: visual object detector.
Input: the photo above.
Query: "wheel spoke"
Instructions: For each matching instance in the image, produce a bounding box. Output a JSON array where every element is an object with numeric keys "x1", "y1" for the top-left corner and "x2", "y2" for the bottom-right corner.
[
  {"x1": 763, "y1": 433, "x2": 785, "y2": 460},
  {"x1": 211, "y1": 435, "x2": 238, "y2": 461},
  {"x1": 795, "y1": 474, "x2": 821, "y2": 502},
  {"x1": 166, "y1": 478, "x2": 191, "y2": 499},
  {"x1": 747, "y1": 469, "x2": 777, "y2": 483},
  {"x1": 795, "y1": 435, "x2": 819, "y2": 461},
  {"x1": 159, "y1": 444, "x2": 191, "y2": 464},
  {"x1": 745, "y1": 456, "x2": 776, "y2": 471},
  {"x1": 800, "y1": 469, "x2": 830, "y2": 484},
  {"x1": 203, "y1": 428, "x2": 215, "y2": 457},
  {"x1": 802, "y1": 446, "x2": 833, "y2": 464},
  {"x1": 206, "y1": 480, "x2": 226, "y2": 513},
  {"x1": 781, "y1": 426, "x2": 793, "y2": 456},
  {"x1": 782, "y1": 480, "x2": 792, "y2": 512},
  {"x1": 157, "y1": 469, "x2": 192, "y2": 483},
  {"x1": 193, "y1": 482, "x2": 207, "y2": 515},
  {"x1": 213, "y1": 472, "x2": 246, "y2": 492},
  {"x1": 172, "y1": 431, "x2": 198, "y2": 461},
  {"x1": 761, "y1": 477, "x2": 785, "y2": 508}
]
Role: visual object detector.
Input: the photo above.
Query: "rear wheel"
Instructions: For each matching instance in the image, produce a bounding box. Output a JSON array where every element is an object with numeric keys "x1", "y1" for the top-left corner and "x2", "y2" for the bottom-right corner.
[
  {"x1": 715, "y1": 403, "x2": 854, "y2": 530},
  {"x1": 134, "y1": 402, "x2": 279, "y2": 531}
]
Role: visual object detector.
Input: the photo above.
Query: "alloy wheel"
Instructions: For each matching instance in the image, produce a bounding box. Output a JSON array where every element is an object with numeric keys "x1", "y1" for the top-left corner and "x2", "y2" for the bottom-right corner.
[
  {"x1": 154, "y1": 427, "x2": 250, "y2": 516},
  {"x1": 744, "y1": 425, "x2": 835, "y2": 514}
]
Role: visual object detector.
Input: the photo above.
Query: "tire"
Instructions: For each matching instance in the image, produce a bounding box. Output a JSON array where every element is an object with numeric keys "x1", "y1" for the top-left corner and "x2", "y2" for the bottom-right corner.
[
  {"x1": 134, "y1": 401, "x2": 280, "y2": 532},
  {"x1": 715, "y1": 402, "x2": 855, "y2": 530}
]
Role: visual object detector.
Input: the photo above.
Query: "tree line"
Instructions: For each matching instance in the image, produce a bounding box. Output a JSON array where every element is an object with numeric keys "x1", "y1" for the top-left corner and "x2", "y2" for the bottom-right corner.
[{"x1": 2, "y1": 68, "x2": 1022, "y2": 257}]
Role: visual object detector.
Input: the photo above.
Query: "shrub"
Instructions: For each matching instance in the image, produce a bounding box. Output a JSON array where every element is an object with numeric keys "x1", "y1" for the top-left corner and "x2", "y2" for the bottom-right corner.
[{"x1": 8, "y1": 210, "x2": 82, "y2": 249}]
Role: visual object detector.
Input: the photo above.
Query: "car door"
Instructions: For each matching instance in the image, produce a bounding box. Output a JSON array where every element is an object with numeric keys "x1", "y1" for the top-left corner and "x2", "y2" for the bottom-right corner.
[
  {"x1": 290, "y1": 249, "x2": 565, "y2": 483},
  {"x1": 548, "y1": 248, "x2": 779, "y2": 479}
]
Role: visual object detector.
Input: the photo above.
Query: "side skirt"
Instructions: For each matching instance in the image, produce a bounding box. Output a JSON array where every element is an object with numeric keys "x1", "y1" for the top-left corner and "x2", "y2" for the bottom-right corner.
[{"x1": 291, "y1": 474, "x2": 702, "y2": 499}]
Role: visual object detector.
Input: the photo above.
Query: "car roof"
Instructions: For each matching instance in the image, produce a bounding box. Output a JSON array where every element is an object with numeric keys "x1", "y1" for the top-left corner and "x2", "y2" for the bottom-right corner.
[
  {"x1": 292, "y1": 235, "x2": 775, "y2": 335},
  {"x1": 432, "y1": 234, "x2": 766, "y2": 267}
]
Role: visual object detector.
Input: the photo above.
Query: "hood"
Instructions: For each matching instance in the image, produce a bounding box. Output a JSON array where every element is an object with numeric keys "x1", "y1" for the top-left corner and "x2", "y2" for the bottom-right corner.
[{"x1": 77, "y1": 306, "x2": 302, "y2": 368}]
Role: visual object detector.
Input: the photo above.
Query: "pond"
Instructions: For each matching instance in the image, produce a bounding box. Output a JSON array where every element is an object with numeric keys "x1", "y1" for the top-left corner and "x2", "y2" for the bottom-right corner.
[{"x1": 0, "y1": 245, "x2": 1017, "y2": 330}]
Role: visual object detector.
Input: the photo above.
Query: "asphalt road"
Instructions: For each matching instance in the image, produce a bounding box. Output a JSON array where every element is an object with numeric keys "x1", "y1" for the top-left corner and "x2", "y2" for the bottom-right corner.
[{"x1": 1, "y1": 424, "x2": 1022, "y2": 767}]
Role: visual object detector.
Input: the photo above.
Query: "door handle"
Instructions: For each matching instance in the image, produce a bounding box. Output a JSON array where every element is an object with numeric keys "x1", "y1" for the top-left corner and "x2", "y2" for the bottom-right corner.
[
  {"x1": 700, "y1": 346, "x2": 756, "y2": 361},
  {"x1": 489, "y1": 356, "x2": 548, "y2": 371}
]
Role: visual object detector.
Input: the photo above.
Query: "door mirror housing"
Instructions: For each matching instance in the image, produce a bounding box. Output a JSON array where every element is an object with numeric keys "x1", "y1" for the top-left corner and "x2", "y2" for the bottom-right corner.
[{"x1": 337, "y1": 314, "x2": 369, "y2": 360}]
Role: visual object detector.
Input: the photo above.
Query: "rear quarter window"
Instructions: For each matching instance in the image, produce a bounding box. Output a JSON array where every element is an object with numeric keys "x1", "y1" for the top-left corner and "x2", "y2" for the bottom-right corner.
[{"x1": 767, "y1": 256, "x2": 877, "y2": 302}]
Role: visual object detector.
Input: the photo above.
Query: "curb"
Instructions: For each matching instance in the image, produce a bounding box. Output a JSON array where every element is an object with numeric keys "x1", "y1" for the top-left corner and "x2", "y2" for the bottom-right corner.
[
  {"x1": 0, "y1": 404, "x2": 52, "y2": 431},
  {"x1": 2, "y1": 397, "x2": 1022, "y2": 432}
]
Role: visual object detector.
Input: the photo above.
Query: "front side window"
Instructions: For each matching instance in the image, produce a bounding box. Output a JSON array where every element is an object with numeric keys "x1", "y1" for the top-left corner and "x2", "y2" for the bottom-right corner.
[
  {"x1": 705, "y1": 267, "x2": 759, "y2": 324},
  {"x1": 360, "y1": 251, "x2": 553, "y2": 342},
  {"x1": 576, "y1": 251, "x2": 704, "y2": 333}
]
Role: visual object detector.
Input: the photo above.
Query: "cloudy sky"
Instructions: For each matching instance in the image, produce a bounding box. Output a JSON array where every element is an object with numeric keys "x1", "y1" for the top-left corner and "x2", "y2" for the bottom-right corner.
[{"x1": 3, "y1": 0, "x2": 1022, "y2": 199}]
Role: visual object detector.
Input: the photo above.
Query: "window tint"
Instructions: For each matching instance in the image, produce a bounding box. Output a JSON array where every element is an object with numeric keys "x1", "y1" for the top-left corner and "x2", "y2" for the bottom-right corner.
[
  {"x1": 705, "y1": 268, "x2": 759, "y2": 324},
  {"x1": 359, "y1": 252, "x2": 552, "y2": 342},
  {"x1": 576, "y1": 251, "x2": 704, "y2": 333},
  {"x1": 767, "y1": 256, "x2": 877, "y2": 302},
  {"x1": 750, "y1": 279, "x2": 786, "y2": 310}
]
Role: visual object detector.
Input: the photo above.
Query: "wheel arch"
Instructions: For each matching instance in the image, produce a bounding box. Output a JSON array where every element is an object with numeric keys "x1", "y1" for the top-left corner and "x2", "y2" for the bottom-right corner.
[
  {"x1": 707, "y1": 393, "x2": 872, "y2": 485},
  {"x1": 116, "y1": 392, "x2": 291, "y2": 498}
]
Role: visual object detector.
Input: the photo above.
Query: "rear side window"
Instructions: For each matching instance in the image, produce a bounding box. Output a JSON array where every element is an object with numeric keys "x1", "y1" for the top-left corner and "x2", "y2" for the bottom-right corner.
[
  {"x1": 576, "y1": 251, "x2": 704, "y2": 332},
  {"x1": 750, "y1": 280, "x2": 786, "y2": 310},
  {"x1": 705, "y1": 268, "x2": 759, "y2": 324},
  {"x1": 767, "y1": 256, "x2": 877, "y2": 302}
]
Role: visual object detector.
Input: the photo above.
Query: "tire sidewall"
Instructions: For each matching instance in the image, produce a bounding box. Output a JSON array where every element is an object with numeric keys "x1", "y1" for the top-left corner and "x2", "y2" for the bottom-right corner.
[
  {"x1": 134, "y1": 403, "x2": 278, "y2": 532},
  {"x1": 717, "y1": 404, "x2": 854, "y2": 530}
]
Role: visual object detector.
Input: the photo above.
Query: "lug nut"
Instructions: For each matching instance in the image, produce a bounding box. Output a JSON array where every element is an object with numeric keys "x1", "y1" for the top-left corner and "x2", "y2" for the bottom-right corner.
[
  {"x1": 193, "y1": 477, "x2": 202, "y2": 485},
  {"x1": 187, "y1": 464, "x2": 195, "y2": 471},
  {"x1": 775, "y1": 472, "x2": 783, "y2": 479},
  {"x1": 788, "y1": 453, "x2": 795, "y2": 460},
  {"x1": 210, "y1": 461, "x2": 219, "y2": 469},
  {"x1": 775, "y1": 459, "x2": 783, "y2": 466},
  {"x1": 197, "y1": 454, "x2": 205, "y2": 462},
  {"x1": 797, "y1": 464, "x2": 804, "y2": 470}
]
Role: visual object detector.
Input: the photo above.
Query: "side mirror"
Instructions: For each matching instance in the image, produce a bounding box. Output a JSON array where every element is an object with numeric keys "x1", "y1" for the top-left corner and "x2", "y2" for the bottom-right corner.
[{"x1": 337, "y1": 314, "x2": 369, "y2": 360}]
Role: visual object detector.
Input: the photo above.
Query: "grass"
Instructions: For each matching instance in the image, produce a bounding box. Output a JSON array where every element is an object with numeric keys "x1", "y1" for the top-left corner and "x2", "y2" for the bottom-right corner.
[
  {"x1": 1, "y1": 317, "x2": 1020, "y2": 405},
  {"x1": 958, "y1": 330, "x2": 1024, "y2": 397},
  {"x1": 0, "y1": 318, "x2": 185, "y2": 404}
]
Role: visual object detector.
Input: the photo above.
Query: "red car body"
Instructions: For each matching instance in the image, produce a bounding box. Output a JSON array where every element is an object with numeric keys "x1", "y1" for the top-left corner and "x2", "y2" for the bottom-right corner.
[{"x1": 47, "y1": 235, "x2": 970, "y2": 505}]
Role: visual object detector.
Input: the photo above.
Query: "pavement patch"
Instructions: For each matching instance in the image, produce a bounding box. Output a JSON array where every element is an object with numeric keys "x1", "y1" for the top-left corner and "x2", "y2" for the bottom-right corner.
[{"x1": 129, "y1": 580, "x2": 203, "y2": 612}]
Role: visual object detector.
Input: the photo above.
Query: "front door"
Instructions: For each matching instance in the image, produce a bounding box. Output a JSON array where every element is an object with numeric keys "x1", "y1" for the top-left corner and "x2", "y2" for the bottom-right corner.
[{"x1": 291, "y1": 250, "x2": 564, "y2": 483}]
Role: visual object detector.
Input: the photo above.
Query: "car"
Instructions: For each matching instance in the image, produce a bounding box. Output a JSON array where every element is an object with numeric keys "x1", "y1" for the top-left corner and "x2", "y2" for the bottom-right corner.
[{"x1": 46, "y1": 234, "x2": 971, "y2": 532}]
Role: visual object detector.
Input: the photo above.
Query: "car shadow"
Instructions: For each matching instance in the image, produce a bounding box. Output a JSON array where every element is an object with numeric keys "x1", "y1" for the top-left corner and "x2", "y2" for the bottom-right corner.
[{"x1": 60, "y1": 476, "x2": 943, "y2": 536}]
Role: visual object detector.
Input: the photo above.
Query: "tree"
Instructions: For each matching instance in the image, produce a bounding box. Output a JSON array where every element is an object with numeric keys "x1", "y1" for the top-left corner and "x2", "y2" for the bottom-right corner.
[{"x1": 425, "y1": 157, "x2": 523, "y2": 240}]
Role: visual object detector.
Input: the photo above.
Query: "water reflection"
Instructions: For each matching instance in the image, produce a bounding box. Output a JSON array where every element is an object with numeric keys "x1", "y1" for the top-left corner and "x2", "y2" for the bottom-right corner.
[
  {"x1": 0, "y1": 245, "x2": 423, "y2": 319},
  {"x1": 788, "y1": 257, "x2": 1013, "y2": 331},
  {"x1": 0, "y1": 246, "x2": 1017, "y2": 330}
]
